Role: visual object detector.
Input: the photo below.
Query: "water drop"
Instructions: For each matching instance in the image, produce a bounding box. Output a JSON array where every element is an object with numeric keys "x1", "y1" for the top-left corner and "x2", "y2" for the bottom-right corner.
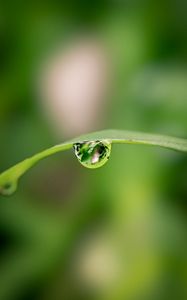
[{"x1": 73, "y1": 140, "x2": 111, "y2": 169}]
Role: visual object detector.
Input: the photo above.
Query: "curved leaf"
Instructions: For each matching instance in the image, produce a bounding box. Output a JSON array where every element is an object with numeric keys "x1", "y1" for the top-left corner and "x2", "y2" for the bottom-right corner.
[{"x1": 0, "y1": 129, "x2": 187, "y2": 196}]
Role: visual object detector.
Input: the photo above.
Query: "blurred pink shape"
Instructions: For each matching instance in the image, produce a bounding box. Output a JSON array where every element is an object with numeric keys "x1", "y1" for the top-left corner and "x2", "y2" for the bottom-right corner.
[{"x1": 39, "y1": 37, "x2": 110, "y2": 138}]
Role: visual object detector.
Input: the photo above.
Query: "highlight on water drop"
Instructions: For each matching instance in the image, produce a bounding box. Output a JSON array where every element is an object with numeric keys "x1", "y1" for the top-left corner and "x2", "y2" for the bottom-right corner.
[{"x1": 73, "y1": 140, "x2": 111, "y2": 169}]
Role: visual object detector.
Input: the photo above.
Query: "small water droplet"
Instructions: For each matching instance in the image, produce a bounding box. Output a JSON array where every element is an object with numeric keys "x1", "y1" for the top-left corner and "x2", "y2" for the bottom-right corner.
[
  {"x1": 73, "y1": 140, "x2": 111, "y2": 169},
  {"x1": 0, "y1": 181, "x2": 18, "y2": 196}
]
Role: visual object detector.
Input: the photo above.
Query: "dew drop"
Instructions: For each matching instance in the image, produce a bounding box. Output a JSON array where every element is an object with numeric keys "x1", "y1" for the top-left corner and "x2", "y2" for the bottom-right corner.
[{"x1": 73, "y1": 140, "x2": 111, "y2": 169}]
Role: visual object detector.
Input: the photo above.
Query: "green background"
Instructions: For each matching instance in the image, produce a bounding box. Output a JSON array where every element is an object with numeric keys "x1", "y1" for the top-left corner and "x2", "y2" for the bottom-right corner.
[{"x1": 0, "y1": 1, "x2": 187, "y2": 299}]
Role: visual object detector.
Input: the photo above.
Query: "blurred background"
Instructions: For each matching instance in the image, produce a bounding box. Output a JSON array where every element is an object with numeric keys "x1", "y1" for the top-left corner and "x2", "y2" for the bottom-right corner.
[{"x1": 0, "y1": 1, "x2": 187, "y2": 299}]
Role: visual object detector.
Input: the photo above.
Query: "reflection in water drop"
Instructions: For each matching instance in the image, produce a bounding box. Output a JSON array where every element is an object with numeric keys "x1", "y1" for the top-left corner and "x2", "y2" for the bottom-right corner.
[{"x1": 73, "y1": 140, "x2": 111, "y2": 169}]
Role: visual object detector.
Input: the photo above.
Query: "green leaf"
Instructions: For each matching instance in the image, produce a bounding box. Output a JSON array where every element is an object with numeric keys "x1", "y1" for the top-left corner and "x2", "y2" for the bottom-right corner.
[{"x1": 1, "y1": 129, "x2": 187, "y2": 196}]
